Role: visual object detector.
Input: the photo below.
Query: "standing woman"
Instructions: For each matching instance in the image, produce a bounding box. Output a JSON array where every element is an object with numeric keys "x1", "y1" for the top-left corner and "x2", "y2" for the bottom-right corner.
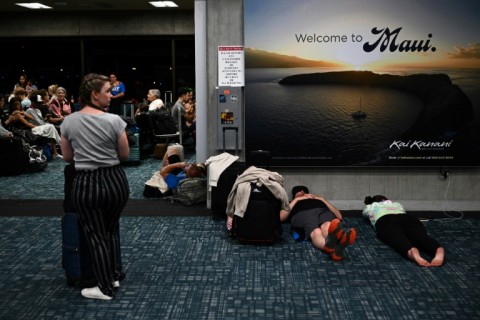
[
  {"x1": 60, "y1": 73, "x2": 130, "y2": 300},
  {"x1": 109, "y1": 73, "x2": 125, "y2": 115}
]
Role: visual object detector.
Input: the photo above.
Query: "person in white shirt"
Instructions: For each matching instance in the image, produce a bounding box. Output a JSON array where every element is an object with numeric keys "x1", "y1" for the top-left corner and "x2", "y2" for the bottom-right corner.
[
  {"x1": 147, "y1": 89, "x2": 165, "y2": 111},
  {"x1": 26, "y1": 90, "x2": 63, "y2": 159}
]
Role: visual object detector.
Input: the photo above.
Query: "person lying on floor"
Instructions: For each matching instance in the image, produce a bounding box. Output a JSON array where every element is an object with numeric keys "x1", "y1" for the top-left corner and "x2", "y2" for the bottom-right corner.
[
  {"x1": 280, "y1": 186, "x2": 357, "y2": 261},
  {"x1": 160, "y1": 154, "x2": 205, "y2": 190},
  {"x1": 363, "y1": 195, "x2": 444, "y2": 267},
  {"x1": 161, "y1": 144, "x2": 184, "y2": 168}
]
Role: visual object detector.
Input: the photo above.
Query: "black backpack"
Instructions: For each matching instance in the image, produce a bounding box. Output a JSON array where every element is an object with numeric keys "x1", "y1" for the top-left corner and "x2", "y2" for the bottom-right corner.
[{"x1": 149, "y1": 109, "x2": 177, "y2": 135}]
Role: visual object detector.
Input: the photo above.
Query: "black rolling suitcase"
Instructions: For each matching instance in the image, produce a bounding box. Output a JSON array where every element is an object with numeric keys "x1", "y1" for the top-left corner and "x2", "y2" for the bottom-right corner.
[
  {"x1": 61, "y1": 164, "x2": 122, "y2": 288},
  {"x1": 233, "y1": 183, "x2": 282, "y2": 244},
  {"x1": 210, "y1": 127, "x2": 246, "y2": 214},
  {"x1": 62, "y1": 211, "x2": 96, "y2": 287},
  {"x1": 211, "y1": 161, "x2": 246, "y2": 214}
]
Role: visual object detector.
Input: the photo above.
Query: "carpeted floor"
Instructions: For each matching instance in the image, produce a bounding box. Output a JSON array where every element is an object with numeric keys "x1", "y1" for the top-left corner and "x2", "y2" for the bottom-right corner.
[
  {"x1": 0, "y1": 216, "x2": 479, "y2": 320},
  {"x1": 0, "y1": 154, "x2": 186, "y2": 201}
]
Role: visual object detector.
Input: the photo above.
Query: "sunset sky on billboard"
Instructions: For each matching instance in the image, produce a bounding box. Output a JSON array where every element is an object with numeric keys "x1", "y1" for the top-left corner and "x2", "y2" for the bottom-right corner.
[{"x1": 245, "y1": 0, "x2": 480, "y2": 70}]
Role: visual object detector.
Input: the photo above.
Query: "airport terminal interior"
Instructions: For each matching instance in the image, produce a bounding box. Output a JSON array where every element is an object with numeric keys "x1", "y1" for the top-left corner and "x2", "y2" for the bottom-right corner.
[{"x1": 1, "y1": 1, "x2": 479, "y2": 319}]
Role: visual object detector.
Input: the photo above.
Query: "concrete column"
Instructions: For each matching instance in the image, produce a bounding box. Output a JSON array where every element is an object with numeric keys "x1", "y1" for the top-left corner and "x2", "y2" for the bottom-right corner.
[{"x1": 195, "y1": 0, "x2": 208, "y2": 162}]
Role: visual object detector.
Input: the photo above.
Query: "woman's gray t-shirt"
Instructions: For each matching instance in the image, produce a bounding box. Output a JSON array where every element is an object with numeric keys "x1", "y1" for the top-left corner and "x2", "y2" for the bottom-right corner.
[{"x1": 60, "y1": 112, "x2": 126, "y2": 170}]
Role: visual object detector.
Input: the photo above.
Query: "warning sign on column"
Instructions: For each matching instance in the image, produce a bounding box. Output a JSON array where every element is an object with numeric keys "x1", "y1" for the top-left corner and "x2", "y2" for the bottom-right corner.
[{"x1": 218, "y1": 46, "x2": 245, "y2": 87}]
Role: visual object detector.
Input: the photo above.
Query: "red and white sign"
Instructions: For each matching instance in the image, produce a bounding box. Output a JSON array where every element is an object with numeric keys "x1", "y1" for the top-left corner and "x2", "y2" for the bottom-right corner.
[{"x1": 218, "y1": 46, "x2": 245, "y2": 87}]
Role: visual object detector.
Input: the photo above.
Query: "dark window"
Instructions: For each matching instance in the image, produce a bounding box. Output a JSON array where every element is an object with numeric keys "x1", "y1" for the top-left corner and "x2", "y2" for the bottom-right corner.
[{"x1": 0, "y1": 36, "x2": 195, "y2": 103}]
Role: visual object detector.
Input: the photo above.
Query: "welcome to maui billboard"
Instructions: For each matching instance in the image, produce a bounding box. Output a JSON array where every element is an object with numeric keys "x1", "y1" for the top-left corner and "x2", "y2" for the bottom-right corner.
[{"x1": 243, "y1": 0, "x2": 480, "y2": 167}]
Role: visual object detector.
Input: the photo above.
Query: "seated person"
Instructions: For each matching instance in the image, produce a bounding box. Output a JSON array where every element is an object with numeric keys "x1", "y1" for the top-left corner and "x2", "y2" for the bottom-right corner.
[
  {"x1": 171, "y1": 87, "x2": 191, "y2": 131},
  {"x1": 37, "y1": 89, "x2": 52, "y2": 118},
  {"x1": 0, "y1": 93, "x2": 9, "y2": 123},
  {"x1": 0, "y1": 121, "x2": 13, "y2": 138},
  {"x1": 5, "y1": 97, "x2": 37, "y2": 130},
  {"x1": 184, "y1": 97, "x2": 196, "y2": 143},
  {"x1": 161, "y1": 144, "x2": 184, "y2": 168},
  {"x1": 134, "y1": 102, "x2": 149, "y2": 117},
  {"x1": 6, "y1": 97, "x2": 63, "y2": 159},
  {"x1": 29, "y1": 90, "x2": 62, "y2": 126},
  {"x1": 48, "y1": 86, "x2": 71, "y2": 121},
  {"x1": 160, "y1": 154, "x2": 205, "y2": 190},
  {"x1": 363, "y1": 195, "x2": 445, "y2": 267},
  {"x1": 146, "y1": 89, "x2": 165, "y2": 111},
  {"x1": 13, "y1": 88, "x2": 31, "y2": 110},
  {"x1": 280, "y1": 186, "x2": 357, "y2": 261}
]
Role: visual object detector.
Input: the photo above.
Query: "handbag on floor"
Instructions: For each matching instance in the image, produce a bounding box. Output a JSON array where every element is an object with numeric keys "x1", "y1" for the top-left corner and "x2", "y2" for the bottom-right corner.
[
  {"x1": 172, "y1": 177, "x2": 207, "y2": 205},
  {"x1": 25, "y1": 146, "x2": 48, "y2": 172}
]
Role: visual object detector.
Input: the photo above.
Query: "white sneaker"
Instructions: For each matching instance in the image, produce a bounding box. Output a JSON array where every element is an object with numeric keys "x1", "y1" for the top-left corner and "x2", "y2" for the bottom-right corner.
[
  {"x1": 53, "y1": 154, "x2": 63, "y2": 160},
  {"x1": 81, "y1": 286, "x2": 113, "y2": 300},
  {"x1": 113, "y1": 281, "x2": 120, "y2": 288}
]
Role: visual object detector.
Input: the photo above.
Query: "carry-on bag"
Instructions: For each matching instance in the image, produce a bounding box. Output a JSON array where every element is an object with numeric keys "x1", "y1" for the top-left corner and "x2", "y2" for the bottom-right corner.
[
  {"x1": 233, "y1": 183, "x2": 282, "y2": 244},
  {"x1": 210, "y1": 127, "x2": 245, "y2": 214},
  {"x1": 61, "y1": 211, "x2": 96, "y2": 287},
  {"x1": 211, "y1": 161, "x2": 246, "y2": 214},
  {"x1": 62, "y1": 164, "x2": 95, "y2": 287},
  {"x1": 0, "y1": 136, "x2": 28, "y2": 176},
  {"x1": 122, "y1": 132, "x2": 141, "y2": 165}
]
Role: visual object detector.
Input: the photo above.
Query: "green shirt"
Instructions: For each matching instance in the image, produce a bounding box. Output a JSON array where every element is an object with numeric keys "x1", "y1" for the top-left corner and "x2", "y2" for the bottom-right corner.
[{"x1": 362, "y1": 200, "x2": 406, "y2": 228}]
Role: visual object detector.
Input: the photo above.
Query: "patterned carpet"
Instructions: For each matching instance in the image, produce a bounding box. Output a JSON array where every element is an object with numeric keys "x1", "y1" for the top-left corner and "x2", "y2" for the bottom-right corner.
[
  {"x1": 0, "y1": 152, "x2": 211, "y2": 216},
  {"x1": 1, "y1": 154, "x2": 479, "y2": 319},
  {"x1": 0, "y1": 216, "x2": 479, "y2": 320},
  {"x1": 0, "y1": 155, "x2": 178, "y2": 200}
]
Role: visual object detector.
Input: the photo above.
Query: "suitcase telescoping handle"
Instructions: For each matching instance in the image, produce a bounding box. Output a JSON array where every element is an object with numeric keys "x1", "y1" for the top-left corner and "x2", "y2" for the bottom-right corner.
[{"x1": 223, "y1": 127, "x2": 239, "y2": 156}]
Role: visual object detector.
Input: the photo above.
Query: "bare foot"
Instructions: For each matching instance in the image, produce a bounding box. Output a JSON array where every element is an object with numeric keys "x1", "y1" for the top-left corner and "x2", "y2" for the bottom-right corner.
[
  {"x1": 407, "y1": 247, "x2": 430, "y2": 267},
  {"x1": 430, "y1": 247, "x2": 445, "y2": 267}
]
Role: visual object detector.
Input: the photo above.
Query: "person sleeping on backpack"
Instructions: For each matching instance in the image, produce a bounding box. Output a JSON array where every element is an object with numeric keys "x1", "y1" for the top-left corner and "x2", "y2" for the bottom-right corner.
[{"x1": 160, "y1": 154, "x2": 205, "y2": 190}]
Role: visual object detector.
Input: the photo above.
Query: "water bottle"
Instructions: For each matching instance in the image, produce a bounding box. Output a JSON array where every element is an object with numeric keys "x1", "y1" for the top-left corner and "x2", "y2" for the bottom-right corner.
[{"x1": 292, "y1": 231, "x2": 300, "y2": 241}]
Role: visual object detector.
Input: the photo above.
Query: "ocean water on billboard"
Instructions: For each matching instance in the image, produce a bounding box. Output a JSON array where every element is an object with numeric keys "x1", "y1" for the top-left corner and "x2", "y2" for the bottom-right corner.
[{"x1": 245, "y1": 67, "x2": 480, "y2": 165}]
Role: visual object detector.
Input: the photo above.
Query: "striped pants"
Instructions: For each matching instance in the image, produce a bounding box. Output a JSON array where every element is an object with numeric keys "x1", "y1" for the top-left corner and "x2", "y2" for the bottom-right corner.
[{"x1": 72, "y1": 165, "x2": 130, "y2": 297}]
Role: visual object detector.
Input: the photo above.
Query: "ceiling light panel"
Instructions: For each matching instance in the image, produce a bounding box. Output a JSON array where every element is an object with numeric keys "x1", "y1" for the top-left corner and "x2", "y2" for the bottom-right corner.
[
  {"x1": 15, "y1": 3, "x2": 52, "y2": 9},
  {"x1": 149, "y1": 1, "x2": 178, "y2": 8}
]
